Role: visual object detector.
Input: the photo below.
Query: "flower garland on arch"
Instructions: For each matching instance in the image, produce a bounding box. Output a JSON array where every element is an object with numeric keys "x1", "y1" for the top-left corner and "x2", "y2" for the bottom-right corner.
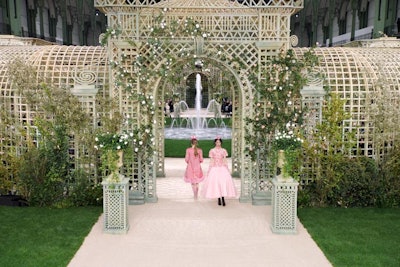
[
  {"x1": 99, "y1": 9, "x2": 237, "y2": 160},
  {"x1": 244, "y1": 48, "x2": 319, "y2": 161}
]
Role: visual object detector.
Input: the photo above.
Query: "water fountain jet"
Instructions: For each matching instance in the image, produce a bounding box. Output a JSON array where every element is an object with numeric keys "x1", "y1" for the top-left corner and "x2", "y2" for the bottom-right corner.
[{"x1": 165, "y1": 73, "x2": 231, "y2": 140}]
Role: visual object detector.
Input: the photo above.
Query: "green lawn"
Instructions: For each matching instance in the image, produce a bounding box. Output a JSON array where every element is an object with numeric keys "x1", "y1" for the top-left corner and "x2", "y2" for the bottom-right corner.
[
  {"x1": 298, "y1": 207, "x2": 400, "y2": 267},
  {"x1": 1, "y1": 197, "x2": 399, "y2": 267},
  {"x1": 165, "y1": 138, "x2": 231, "y2": 157},
  {"x1": 0, "y1": 206, "x2": 102, "y2": 267}
]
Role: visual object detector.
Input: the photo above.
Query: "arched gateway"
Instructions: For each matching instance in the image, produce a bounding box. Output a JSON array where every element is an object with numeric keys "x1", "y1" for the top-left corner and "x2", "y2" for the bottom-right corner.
[{"x1": 95, "y1": 0, "x2": 304, "y2": 203}]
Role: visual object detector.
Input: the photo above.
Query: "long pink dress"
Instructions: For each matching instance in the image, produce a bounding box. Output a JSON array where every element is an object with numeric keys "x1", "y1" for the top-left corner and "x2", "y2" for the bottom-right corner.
[
  {"x1": 184, "y1": 147, "x2": 204, "y2": 183},
  {"x1": 202, "y1": 147, "x2": 236, "y2": 198}
]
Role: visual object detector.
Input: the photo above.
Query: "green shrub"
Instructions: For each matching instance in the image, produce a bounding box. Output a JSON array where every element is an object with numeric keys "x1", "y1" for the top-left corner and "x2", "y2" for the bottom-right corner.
[
  {"x1": 332, "y1": 156, "x2": 378, "y2": 207},
  {"x1": 66, "y1": 170, "x2": 103, "y2": 207},
  {"x1": 17, "y1": 147, "x2": 64, "y2": 206},
  {"x1": 376, "y1": 149, "x2": 400, "y2": 207},
  {"x1": 299, "y1": 153, "x2": 400, "y2": 208}
]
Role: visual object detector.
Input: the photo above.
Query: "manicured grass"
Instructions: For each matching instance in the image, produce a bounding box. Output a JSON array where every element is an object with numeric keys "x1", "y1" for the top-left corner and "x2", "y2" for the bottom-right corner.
[
  {"x1": 298, "y1": 207, "x2": 400, "y2": 267},
  {"x1": 165, "y1": 138, "x2": 232, "y2": 157},
  {"x1": 0, "y1": 205, "x2": 399, "y2": 267},
  {"x1": 0, "y1": 206, "x2": 102, "y2": 267}
]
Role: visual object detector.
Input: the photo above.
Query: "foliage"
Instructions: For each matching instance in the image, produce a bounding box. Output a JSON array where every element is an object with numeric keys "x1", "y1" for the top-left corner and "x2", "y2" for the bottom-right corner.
[
  {"x1": 366, "y1": 70, "x2": 400, "y2": 165},
  {"x1": 280, "y1": 148, "x2": 303, "y2": 180},
  {"x1": 272, "y1": 131, "x2": 303, "y2": 151},
  {"x1": 376, "y1": 147, "x2": 400, "y2": 207},
  {"x1": 0, "y1": 151, "x2": 19, "y2": 195},
  {"x1": 66, "y1": 170, "x2": 103, "y2": 206},
  {"x1": 95, "y1": 132, "x2": 131, "y2": 151},
  {"x1": 5, "y1": 59, "x2": 96, "y2": 207},
  {"x1": 300, "y1": 94, "x2": 358, "y2": 206},
  {"x1": 299, "y1": 150, "x2": 400, "y2": 208},
  {"x1": 16, "y1": 137, "x2": 71, "y2": 207},
  {"x1": 272, "y1": 131, "x2": 304, "y2": 179},
  {"x1": 245, "y1": 48, "x2": 319, "y2": 161},
  {"x1": 100, "y1": 26, "x2": 122, "y2": 46},
  {"x1": 98, "y1": 11, "x2": 225, "y2": 180},
  {"x1": 332, "y1": 156, "x2": 379, "y2": 207}
]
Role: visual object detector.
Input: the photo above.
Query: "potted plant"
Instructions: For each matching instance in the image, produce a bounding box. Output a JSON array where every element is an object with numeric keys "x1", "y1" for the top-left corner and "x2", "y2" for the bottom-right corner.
[
  {"x1": 95, "y1": 131, "x2": 131, "y2": 183},
  {"x1": 272, "y1": 131, "x2": 303, "y2": 181}
]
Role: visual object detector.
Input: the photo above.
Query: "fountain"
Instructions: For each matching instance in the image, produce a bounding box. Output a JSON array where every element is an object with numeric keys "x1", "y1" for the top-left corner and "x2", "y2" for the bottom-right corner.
[
  {"x1": 165, "y1": 73, "x2": 231, "y2": 140},
  {"x1": 195, "y1": 73, "x2": 202, "y2": 131}
]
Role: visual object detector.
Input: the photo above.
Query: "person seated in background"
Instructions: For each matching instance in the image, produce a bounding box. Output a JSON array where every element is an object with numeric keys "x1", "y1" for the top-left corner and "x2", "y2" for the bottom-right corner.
[
  {"x1": 226, "y1": 101, "x2": 232, "y2": 117},
  {"x1": 221, "y1": 97, "x2": 228, "y2": 113}
]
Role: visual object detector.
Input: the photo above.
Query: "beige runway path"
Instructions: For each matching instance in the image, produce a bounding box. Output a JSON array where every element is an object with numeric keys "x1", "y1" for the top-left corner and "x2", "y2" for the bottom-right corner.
[{"x1": 68, "y1": 158, "x2": 332, "y2": 267}]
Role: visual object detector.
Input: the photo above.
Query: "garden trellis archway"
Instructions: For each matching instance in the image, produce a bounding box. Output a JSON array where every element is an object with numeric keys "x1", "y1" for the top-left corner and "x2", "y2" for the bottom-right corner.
[
  {"x1": 95, "y1": 0, "x2": 303, "y2": 203},
  {"x1": 2, "y1": 33, "x2": 400, "y2": 205},
  {"x1": 152, "y1": 56, "x2": 245, "y2": 179}
]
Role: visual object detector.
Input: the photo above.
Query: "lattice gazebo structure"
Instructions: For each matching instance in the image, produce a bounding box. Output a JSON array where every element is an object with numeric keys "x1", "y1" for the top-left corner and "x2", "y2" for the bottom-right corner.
[
  {"x1": 94, "y1": 0, "x2": 303, "y2": 203},
  {"x1": 2, "y1": 1, "x2": 400, "y2": 205}
]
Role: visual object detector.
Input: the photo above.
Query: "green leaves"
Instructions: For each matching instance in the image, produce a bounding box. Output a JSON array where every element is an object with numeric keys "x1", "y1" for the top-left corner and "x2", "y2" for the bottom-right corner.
[
  {"x1": 272, "y1": 131, "x2": 303, "y2": 151},
  {"x1": 245, "y1": 49, "x2": 315, "y2": 160},
  {"x1": 95, "y1": 132, "x2": 130, "y2": 151}
]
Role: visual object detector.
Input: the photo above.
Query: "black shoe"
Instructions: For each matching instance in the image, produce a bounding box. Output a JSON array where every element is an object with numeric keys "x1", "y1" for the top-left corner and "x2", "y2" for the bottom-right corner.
[
  {"x1": 218, "y1": 198, "x2": 221, "y2": 206},
  {"x1": 222, "y1": 197, "x2": 225, "y2": 206}
]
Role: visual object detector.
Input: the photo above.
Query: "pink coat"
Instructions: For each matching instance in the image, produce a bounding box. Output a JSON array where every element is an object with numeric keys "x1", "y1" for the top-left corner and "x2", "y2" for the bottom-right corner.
[{"x1": 184, "y1": 147, "x2": 204, "y2": 183}]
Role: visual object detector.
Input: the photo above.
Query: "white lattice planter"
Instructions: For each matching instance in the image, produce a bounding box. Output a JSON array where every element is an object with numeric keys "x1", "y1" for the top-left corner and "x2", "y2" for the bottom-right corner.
[
  {"x1": 102, "y1": 177, "x2": 130, "y2": 234},
  {"x1": 271, "y1": 177, "x2": 299, "y2": 234}
]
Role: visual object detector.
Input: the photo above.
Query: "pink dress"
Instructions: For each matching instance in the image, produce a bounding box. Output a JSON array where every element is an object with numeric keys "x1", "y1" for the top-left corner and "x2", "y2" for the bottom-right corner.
[
  {"x1": 184, "y1": 147, "x2": 204, "y2": 183},
  {"x1": 201, "y1": 147, "x2": 236, "y2": 198}
]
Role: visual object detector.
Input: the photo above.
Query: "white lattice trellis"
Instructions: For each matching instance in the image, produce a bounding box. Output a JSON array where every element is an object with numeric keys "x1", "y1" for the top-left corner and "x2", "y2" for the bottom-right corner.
[
  {"x1": 271, "y1": 178, "x2": 298, "y2": 234},
  {"x1": 97, "y1": 0, "x2": 302, "y2": 203},
  {"x1": 102, "y1": 178, "x2": 130, "y2": 234}
]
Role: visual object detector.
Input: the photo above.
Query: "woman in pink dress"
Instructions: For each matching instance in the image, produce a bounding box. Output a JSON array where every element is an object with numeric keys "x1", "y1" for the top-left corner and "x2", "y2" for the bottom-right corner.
[
  {"x1": 184, "y1": 136, "x2": 204, "y2": 199},
  {"x1": 202, "y1": 137, "x2": 236, "y2": 206}
]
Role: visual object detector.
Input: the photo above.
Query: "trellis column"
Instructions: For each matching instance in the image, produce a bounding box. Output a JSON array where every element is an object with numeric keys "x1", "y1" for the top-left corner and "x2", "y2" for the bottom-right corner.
[
  {"x1": 300, "y1": 78, "x2": 325, "y2": 138},
  {"x1": 271, "y1": 177, "x2": 299, "y2": 234},
  {"x1": 102, "y1": 178, "x2": 130, "y2": 234}
]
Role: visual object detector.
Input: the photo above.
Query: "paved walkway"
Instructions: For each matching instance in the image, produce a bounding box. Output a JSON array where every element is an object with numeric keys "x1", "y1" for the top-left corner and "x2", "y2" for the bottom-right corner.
[{"x1": 68, "y1": 158, "x2": 332, "y2": 267}]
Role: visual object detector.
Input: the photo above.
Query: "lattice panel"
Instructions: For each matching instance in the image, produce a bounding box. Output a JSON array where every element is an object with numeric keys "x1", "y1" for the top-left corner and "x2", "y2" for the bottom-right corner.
[
  {"x1": 96, "y1": 0, "x2": 303, "y2": 10},
  {"x1": 103, "y1": 180, "x2": 129, "y2": 233},
  {"x1": 0, "y1": 44, "x2": 108, "y2": 184},
  {"x1": 97, "y1": 0, "x2": 299, "y2": 203},
  {"x1": 138, "y1": 14, "x2": 261, "y2": 41},
  {"x1": 301, "y1": 90, "x2": 325, "y2": 139},
  {"x1": 105, "y1": 4, "x2": 297, "y2": 43},
  {"x1": 5, "y1": 37, "x2": 400, "y2": 203},
  {"x1": 293, "y1": 45, "x2": 400, "y2": 183},
  {"x1": 271, "y1": 180, "x2": 298, "y2": 234}
]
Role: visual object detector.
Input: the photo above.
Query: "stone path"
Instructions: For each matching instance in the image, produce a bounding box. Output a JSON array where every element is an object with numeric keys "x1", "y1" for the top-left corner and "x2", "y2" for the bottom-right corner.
[{"x1": 67, "y1": 158, "x2": 332, "y2": 267}]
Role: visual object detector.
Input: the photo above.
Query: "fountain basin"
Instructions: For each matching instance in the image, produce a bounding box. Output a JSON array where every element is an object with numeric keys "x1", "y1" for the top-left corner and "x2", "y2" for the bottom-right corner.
[{"x1": 164, "y1": 127, "x2": 231, "y2": 140}]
